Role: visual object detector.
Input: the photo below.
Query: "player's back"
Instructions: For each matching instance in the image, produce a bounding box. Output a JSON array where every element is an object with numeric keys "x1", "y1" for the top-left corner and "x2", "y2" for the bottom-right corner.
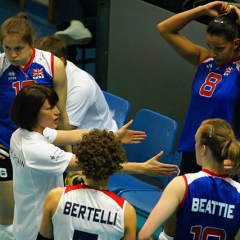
[
  {"x1": 175, "y1": 170, "x2": 240, "y2": 239},
  {"x1": 53, "y1": 184, "x2": 126, "y2": 240}
]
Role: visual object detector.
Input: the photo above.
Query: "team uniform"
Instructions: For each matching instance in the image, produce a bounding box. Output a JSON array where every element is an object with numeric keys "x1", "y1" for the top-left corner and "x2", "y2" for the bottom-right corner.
[
  {"x1": 174, "y1": 169, "x2": 240, "y2": 239},
  {"x1": 0, "y1": 48, "x2": 55, "y2": 180},
  {"x1": 178, "y1": 56, "x2": 240, "y2": 173},
  {"x1": 0, "y1": 225, "x2": 14, "y2": 240},
  {"x1": 10, "y1": 127, "x2": 73, "y2": 240},
  {"x1": 52, "y1": 184, "x2": 126, "y2": 240},
  {"x1": 65, "y1": 60, "x2": 118, "y2": 131}
]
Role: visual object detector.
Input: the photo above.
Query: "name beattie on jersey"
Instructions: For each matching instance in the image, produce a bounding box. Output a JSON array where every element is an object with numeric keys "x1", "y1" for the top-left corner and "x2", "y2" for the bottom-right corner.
[{"x1": 192, "y1": 197, "x2": 235, "y2": 219}]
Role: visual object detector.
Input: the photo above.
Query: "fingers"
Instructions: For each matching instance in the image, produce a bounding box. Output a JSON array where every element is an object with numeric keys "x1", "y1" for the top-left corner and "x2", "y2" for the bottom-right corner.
[
  {"x1": 154, "y1": 151, "x2": 164, "y2": 159},
  {"x1": 133, "y1": 135, "x2": 147, "y2": 140},
  {"x1": 129, "y1": 141, "x2": 141, "y2": 144},
  {"x1": 123, "y1": 119, "x2": 133, "y2": 128},
  {"x1": 159, "y1": 171, "x2": 177, "y2": 177}
]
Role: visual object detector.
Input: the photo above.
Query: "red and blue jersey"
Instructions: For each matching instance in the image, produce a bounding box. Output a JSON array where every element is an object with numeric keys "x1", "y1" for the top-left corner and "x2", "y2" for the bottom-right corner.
[
  {"x1": 0, "y1": 48, "x2": 54, "y2": 148},
  {"x1": 178, "y1": 56, "x2": 240, "y2": 153},
  {"x1": 175, "y1": 170, "x2": 240, "y2": 239}
]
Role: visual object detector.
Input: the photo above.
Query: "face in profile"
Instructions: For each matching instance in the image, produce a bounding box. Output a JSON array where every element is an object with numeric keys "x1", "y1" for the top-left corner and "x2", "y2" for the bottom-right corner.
[{"x1": 35, "y1": 99, "x2": 60, "y2": 132}]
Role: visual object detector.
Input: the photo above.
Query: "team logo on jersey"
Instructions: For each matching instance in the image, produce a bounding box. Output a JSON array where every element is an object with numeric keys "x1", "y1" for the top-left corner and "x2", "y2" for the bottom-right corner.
[
  {"x1": 224, "y1": 67, "x2": 233, "y2": 76},
  {"x1": 33, "y1": 68, "x2": 44, "y2": 79},
  {"x1": 206, "y1": 63, "x2": 213, "y2": 71},
  {"x1": 8, "y1": 71, "x2": 17, "y2": 80}
]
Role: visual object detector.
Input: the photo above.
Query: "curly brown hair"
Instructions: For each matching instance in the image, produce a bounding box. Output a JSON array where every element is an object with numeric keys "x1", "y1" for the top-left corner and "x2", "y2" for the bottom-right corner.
[{"x1": 74, "y1": 129, "x2": 127, "y2": 181}]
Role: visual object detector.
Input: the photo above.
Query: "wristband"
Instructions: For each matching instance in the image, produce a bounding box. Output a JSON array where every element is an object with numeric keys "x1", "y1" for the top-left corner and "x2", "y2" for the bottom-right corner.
[
  {"x1": 159, "y1": 230, "x2": 174, "y2": 240},
  {"x1": 0, "y1": 149, "x2": 9, "y2": 157}
]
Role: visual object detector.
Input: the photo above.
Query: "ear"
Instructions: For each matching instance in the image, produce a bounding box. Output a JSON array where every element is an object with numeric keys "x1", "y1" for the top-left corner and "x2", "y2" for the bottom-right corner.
[
  {"x1": 233, "y1": 38, "x2": 240, "y2": 50},
  {"x1": 30, "y1": 37, "x2": 34, "y2": 47},
  {"x1": 201, "y1": 145, "x2": 207, "y2": 155},
  {"x1": 59, "y1": 57, "x2": 66, "y2": 66}
]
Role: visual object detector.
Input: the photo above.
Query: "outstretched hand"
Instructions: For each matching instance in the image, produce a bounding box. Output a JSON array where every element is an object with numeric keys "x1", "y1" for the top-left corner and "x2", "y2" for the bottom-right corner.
[
  {"x1": 115, "y1": 120, "x2": 147, "y2": 144},
  {"x1": 143, "y1": 151, "x2": 179, "y2": 177}
]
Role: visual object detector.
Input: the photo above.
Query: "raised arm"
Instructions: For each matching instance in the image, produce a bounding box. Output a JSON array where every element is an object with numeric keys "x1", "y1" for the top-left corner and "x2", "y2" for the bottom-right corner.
[{"x1": 157, "y1": 1, "x2": 230, "y2": 66}]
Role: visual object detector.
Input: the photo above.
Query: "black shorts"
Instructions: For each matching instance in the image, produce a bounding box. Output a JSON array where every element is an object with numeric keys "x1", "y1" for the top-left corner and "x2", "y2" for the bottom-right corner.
[{"x1": 0, "y1": 149, "x2": 13, "y2": 181}]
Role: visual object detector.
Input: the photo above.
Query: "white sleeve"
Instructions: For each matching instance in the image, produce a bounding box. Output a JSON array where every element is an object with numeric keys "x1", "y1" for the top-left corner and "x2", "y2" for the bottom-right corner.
[{"x1": 43, "y1": 127, "x2": 57, "y2": 143}]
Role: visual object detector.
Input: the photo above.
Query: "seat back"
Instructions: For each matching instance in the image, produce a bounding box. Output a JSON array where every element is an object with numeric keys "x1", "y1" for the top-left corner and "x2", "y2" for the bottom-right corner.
[
  {"x1": 123, "y1": 109, "x2": 178, "y2": 186},
  {"x1": 103, "y1": 91, "x2": 131, "y2": 129}
]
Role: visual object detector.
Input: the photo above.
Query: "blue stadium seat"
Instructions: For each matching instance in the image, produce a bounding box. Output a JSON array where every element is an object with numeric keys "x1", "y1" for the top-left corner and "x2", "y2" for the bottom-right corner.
[
  {"x1": 108, "y1": 109, "x2": 179, "y2": 193},
  {"x1": 103, "y1": 91, "x2": 131, "y2": 129}
]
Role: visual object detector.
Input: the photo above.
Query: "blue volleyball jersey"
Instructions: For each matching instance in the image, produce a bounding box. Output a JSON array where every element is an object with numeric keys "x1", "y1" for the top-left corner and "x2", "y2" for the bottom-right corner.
[
  {"x1": 0, "y1": 48, "x2": 54, "y2": 148},
  {"x1": 178, "y1": 56, "x2": 240, "y2": 153},
  {"x1": 175, "y1": 170, "x2": 240, "y2": 239}
]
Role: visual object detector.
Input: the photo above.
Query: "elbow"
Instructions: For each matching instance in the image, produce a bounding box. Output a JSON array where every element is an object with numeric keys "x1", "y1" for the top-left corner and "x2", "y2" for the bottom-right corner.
[
  {"x1": 138, "y1": 232, "x2": 150, "y2": 240},
  {"x1": 157, "y1": 22, "x2": 164, "y2": 35}
]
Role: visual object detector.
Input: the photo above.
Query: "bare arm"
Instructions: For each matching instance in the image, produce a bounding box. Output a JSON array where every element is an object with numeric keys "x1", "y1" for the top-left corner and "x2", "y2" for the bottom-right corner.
[
  {"x1": 38, "y1": 188, "x2": 63, "y2": 238},
  {"x1": 122, "y1": 202, "x2": 137, "y2": 240},
  {"x1": 53, "y1": 56, "x2": 72, "y2": 152},
  {"x1": 53, "y1": 56, "x2": 70, "y2": 131},
  {"x1": 120, "y1": 151, "x2": 178, "y2": 176},
  {"x1": 65, "y1": 151, "x2": 179, "y2": 182},
  {"x1": 235, "y1": 229, "x2": 240, "y2": 240},
  {"x1": 138, "y1": 176, "x2": 186, "y2": 240},
  {"x1": 157, "y1": 1, "x2": 230, "y2": 66},
  {"x1": 54, "y1": 119, "x2": 146, "y2": 147}
]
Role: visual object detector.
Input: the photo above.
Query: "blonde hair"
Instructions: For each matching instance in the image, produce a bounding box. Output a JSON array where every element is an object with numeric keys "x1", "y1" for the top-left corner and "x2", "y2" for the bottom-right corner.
[{"x1": 200, "y1": 118, "x2": 240, "y2": 174}]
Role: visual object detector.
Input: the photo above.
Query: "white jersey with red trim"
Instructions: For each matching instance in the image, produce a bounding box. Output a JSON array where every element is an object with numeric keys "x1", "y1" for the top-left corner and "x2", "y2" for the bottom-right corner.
[{"x1": 52, "y1": 184, "x2": 126, "y2": 240}]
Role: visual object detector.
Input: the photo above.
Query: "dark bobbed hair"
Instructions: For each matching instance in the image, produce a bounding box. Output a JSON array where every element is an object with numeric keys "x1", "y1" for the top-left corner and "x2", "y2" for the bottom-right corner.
[
  {"x1": 74, "y1": 129, "x2": 127, "y2": 181},
  {"x1": 199, "y1": 118, "x2": 240, "y2": 174},
  {"x1": 207, "y1": 11, "x2": 240, "y2": 42},
  {"x1": 34, "y1": 35, "x2": 68, "y2": 65},
  {"x1": 10, "y1": 84, "x2": 59, "y2": 131},
  {"x1": 0, "y1": 12, "x2": 36, "y2": 46}
]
